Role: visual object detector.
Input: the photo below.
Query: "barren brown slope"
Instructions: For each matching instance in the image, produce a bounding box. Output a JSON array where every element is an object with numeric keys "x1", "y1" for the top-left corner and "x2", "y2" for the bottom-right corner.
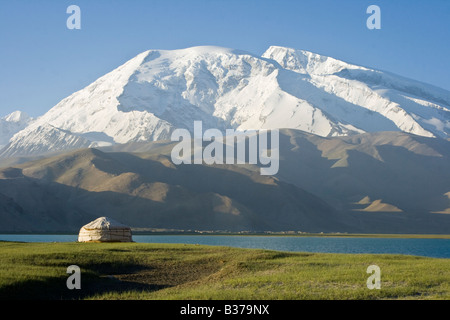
[
  {"x1": 275, "y1": 130, "x2": 450, "y2": 233},
  {"x1": 96, "y1": 129, "x2": 450, "y2": 233},
  {"x1": 0, "y1": 148, "x2": 347, "y2": 233},
  {"x1": 1, "y1": 129, "x2": 449, "y2": 234}
]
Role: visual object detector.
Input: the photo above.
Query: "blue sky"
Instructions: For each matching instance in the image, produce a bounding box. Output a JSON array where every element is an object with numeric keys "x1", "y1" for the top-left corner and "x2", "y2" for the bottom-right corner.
[{"x1": 0, "y1": 0, "x2": 449, "y2": 117}]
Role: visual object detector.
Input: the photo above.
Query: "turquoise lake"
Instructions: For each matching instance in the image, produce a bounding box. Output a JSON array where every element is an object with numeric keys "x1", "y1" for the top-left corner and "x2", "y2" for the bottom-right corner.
[{"x1": 0, "y1": 234, "x2": 449, "y2": 258}]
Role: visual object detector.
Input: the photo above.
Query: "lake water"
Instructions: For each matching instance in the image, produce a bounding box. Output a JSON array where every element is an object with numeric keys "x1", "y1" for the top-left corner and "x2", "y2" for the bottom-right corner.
[{"x1": 0, "y1": 234, "x2": 449, "y2": 258}]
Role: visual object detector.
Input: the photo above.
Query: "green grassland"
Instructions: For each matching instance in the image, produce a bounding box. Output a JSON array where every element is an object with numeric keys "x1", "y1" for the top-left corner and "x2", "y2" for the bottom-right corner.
[{"x1": 0, "y1": 241, "x2": 449, "y2": 300}]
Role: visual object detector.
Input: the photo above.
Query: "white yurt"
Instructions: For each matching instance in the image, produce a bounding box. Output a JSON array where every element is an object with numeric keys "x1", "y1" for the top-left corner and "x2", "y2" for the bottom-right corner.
[{"x1": 78, "y1": 217, "x2": 133, "y2": 242}]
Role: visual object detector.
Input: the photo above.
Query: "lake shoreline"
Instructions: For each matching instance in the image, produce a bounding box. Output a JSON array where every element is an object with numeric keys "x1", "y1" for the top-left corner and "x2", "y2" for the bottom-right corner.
[
  {"x1": 1, "y1": 234, "x2": 450, "y2": 258},
  {"x1": 1, "y1": 231, "x2": 450, "y2": 239}
]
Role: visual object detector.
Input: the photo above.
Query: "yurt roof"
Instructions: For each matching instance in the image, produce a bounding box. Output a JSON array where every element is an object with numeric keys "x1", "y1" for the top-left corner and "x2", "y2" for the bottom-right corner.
[{"x1": 82, "y1": 217, "x2": 130, "y2": 230}]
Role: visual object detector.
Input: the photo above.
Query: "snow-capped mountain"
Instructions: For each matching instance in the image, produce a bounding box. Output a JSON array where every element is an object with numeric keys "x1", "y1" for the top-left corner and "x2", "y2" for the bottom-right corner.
[
  {"x1": 1, "y1": 46, "x2": 449, "y2": 158},
  {"x1": 263, "y1": 46, "x2": 450, "y2": 137},
  {"x1": 0, "y1": 111, "x2": 33, "y2": 150}
]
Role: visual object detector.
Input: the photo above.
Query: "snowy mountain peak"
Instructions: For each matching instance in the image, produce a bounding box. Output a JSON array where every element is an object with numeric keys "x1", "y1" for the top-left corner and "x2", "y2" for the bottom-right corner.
[
  {"x1": 152, "y1": 45, "x2": 240, "y2": 56},
  {"x1": 3, "y1": 110, "x2": 31, "y2": 123},
  {"x1": 0, "y1": 111, "x2": 34, "y2": 149},
  {"x1": 263, "y1": 46, "x2": 368, "y2": 76},
  {"x1": 1, "y1": 46, "x2": 449, "y2": 158},
  {"x1": 263, "y1": 45, "x2": 449, "y2": 138}
]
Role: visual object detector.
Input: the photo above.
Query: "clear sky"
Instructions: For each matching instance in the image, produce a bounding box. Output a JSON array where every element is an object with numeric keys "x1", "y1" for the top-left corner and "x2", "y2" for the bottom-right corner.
[{"x1": 0, "y1": 0, "x2": 449, "y2": 117}]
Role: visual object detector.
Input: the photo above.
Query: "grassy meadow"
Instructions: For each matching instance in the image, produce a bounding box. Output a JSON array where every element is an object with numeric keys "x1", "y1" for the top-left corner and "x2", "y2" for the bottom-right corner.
[{"x1": 0, "y1": 241, "x2": 449, "y2": 300}]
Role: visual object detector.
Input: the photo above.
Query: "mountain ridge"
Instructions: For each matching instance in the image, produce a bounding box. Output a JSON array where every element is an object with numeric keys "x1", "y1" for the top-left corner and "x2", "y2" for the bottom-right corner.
[
  {"x1": 0, "y1": 111, "x2": 33, "y2": 149},
  {"x1": 0, "y1": 129, "x2": 448, "y2": 233},
  {"x1": 0, "y1": 141, "x2": 348, "y2": 233},
  {"x1": 1, "y1": 45, "x2": 449, "y2": 159}
]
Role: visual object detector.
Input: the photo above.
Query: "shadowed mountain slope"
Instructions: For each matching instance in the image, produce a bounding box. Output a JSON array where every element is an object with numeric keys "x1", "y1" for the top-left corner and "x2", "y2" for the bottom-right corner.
[
  {"x1": 0, "y1": 129, "x2": 449, "y2": 233},
  {"x1": 0, "y1": 147, "x2": 345, "y2": 233}
]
